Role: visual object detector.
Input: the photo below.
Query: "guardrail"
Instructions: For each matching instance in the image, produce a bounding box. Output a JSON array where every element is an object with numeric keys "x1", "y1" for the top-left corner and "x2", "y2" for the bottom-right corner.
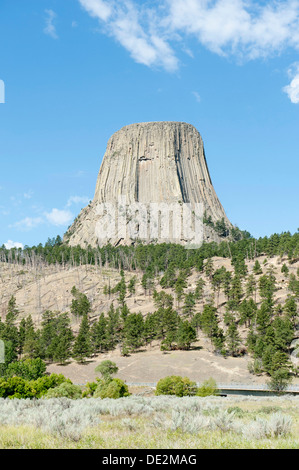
[
  {"x1": 217, "y1": 383, "x2": 299, "y2": 392},
  {"x1": 125, "y1": 382, "x2": 299, "y2": 395},
  {"x1": 75, "y1": 381, "x2": 299, "y2": 395}
]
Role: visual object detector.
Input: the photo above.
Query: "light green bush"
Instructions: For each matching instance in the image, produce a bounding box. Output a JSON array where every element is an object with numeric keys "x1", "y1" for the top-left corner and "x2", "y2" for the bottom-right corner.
[
  {"x1": 93, "y1": 378, "x2": 130, "y2": 399},
  {"x1": 45, "y1": 382, "x2": 82, "y2": 399},
  {"x1": 196, "y1": 378, "x2": 218, "y2": 397},
  {"x1": 155, "y1": 375, "x2": 197, "y2": 397},
  {"x1": 0, "y1": 373, "x2": 71, "y2": 399}
]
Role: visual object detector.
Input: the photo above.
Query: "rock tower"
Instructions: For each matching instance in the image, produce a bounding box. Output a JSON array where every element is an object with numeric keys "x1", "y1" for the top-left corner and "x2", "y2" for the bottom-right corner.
[{"x1": 64, "y1": 122, "x2": 233, "y2": 247}]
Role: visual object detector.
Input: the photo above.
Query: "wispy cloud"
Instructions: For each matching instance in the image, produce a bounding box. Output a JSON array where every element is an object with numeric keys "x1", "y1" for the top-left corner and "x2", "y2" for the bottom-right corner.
[
  {"x1": 10, "y1": 217, "x2": 44, "y2": 231},
  {"x1": 0, "y1": 205, "x2": 10, "y2": 216},
  {"x1": 44, "y1": 9, "x2": 58, "y2": 39},
  {"x1": 283, "y1": 62, "x2": 299, "y2": 103},
  {"x1": 79, "y1": 0, "x2": 112, "y2": 22},
  {"x1": 192, "y1": 91, "x2": 201, "y2": 103},
  {"x1": 8, "y1": 194, "x2": 90, "y2": 231},
  {"x1": 66, "y1": 195, "x2": 90, "y2": 207},
  {"x1": 78, "y1": 0, "x2": 179, "y2": 72},
  {"x1": 24, "y1": 190, "x2": 33, "y2": 200},
  {"x1": 78, "y1": 0, "x2": 299, "y2": 71}
]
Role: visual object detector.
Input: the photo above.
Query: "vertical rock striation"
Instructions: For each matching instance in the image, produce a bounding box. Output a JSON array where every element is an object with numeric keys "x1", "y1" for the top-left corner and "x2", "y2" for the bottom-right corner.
[{"x1": 64, "y1": 121, "x2": 233, "y2": 247}]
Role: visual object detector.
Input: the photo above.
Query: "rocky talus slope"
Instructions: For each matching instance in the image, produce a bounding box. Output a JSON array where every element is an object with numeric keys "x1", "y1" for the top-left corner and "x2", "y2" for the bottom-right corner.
[{"x1": 64, "y1": 122, "x2": 233, "y2": 247}]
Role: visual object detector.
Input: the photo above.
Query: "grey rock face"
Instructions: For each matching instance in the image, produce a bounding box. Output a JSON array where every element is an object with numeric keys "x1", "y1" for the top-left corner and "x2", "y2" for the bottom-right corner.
[{"x1": 64, "y1": 121, "x2": 233, "y2": 247}]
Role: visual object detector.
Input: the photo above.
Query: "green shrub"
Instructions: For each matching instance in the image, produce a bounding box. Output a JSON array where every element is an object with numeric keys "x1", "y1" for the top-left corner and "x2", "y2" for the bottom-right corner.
[
  {"x1": 0, "y1": 373, "x2": 70, "y2": 399},
  {"x1": 267, "y1": 368, "x2": 292, "y2": 394},
  {"x1": 93, "y1": 378, "x2": 130, "y2": 399},
  {"x1": 5, "y1": 358, "x2": 47, "y2": 381},
  {"x1": 32, "y1": 373, "x2": 71, "y2": 397},
  {"x1": 248, "y1": 359, "x2": 263, "y2": 375},
  {"x1": 95, "y1": 360, "x2": 119, "y2": 381},
  {"x1": 227, "y1": 406, "x2": 245, "y2": 418},
  {"x1": 196, "y1": 378, "x2": 218, "y2": 397},
  {"x1": 82, "y1": 380, "x2": 98, "y2": 397},
  {"x1": 0, "y1": 376, "x2": 36, "y2": 399},
  {"x1": 45, "y1": 382, "x2": 82, "y2": 399},
  {"x1": 155, "y1": 376, "x2": 197, "y2": 397}
]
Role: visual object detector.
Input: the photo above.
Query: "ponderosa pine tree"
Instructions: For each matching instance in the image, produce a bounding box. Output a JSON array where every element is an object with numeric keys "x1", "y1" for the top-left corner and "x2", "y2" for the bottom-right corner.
[
  {"x1": 70, "y1": 286, "x2": 91, "y2": 318},
  {"x1": 6, "y1": 296, "x2": 19, "y2": 326},
  {"x1": 174, "y1": 273, "x2": 187, "y2": 306},
  {"x1": 18, "y1": 318, "x2": 26, "y2": 356},
  {"x1": 128, "y1": 276, "x2": 137, "y2": 295},
  {"x1": 182, "y1": 292, "x2": 196, "y2": 318},
  {"x1": 2, "y1": 297, "x2": 19, "y2": 363},
  {"x1": 161, "y1": 307, "x2": 180, "y2": 341},
  {"x1": 225, "y1": 318, "x2": 241, "y2": 356},
  {"x1": 22, "y1": 315, "x2": 39, "y2": 359},
  {"x1": 52, "y1": 313, "x2": 74, "y2": 363},
  {"x1": 259, "y1": 273, "x2": 276, "y2": 307},
  {"x1": 229, "y1": 275, "x2": 243, "y2": 306},
  {"x1": 281, "y1": 263, "x2": 289, "y2": 276},
  {"x1": 284, "y1": 296, "x2": 298, "y2": 327},
  {"x1": 39, "y1": 310, "x2": 58, "y2": 361},
  {"x1": 160, "y1": 264, "x2": 177, "y2": 289},
  {"x1": 153, "y1": 290, "x2": 174, "y2": 309},
  {"x1": 112, "y1": 269, "x2": 126, "y2": 306},
  {"x1": 245, "y1": 274, "x2": 257, "y2": 301},
  {"x1": 72, "y1": 313, "x2": 92, "y2": 362},
  {"x1": 90, "y1": 312, "x2": 109, "y2": 353},
  {"x1": 123, "y1": 313, "x2": 145, "y2": 351},
  {"x1": 199, "y1": 303, "x2": 216, "y2": 337},
  {"x1": 204, "y1": 258, "x2": 214, "y2": 280},
  {"x1": 253, "y1": 260, "x2": 263, "y2": 275},
  {"x1": 106, "y1": 303, "x2": 121, "y2": 349},
  {"x1": 232, "y1": 254, "x2": 248, "y2": 278},
  {"x1": 194, "y1": 278, "x2": 206, "y2": 302},
  {"x1": 175, "y1": 320, "x2": 197, "y2": 350},
  {"x1": 238, "y1": 298, "x2": 257, "y2": 328}
]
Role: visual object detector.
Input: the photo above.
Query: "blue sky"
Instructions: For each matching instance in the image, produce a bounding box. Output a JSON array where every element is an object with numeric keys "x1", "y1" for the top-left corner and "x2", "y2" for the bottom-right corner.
[{"x1": 0, "y1": 0, "x2": 299, "y2": 249}]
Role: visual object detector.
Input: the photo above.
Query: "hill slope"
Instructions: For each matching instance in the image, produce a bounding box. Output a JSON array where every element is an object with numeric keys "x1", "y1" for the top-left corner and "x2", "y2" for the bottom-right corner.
[{"x1": 1, "y1": 253, "x2": 298, "y2": 386}]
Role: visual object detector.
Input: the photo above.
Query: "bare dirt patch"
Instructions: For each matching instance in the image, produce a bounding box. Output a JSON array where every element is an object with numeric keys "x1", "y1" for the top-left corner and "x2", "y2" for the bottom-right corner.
[{"x1": 47, "y1": 340, "x2": 298, "y2": 387}]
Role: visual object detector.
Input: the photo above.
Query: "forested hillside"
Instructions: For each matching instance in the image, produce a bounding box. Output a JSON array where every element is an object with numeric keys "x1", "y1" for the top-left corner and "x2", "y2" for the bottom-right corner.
[{"x1": 0, "y1": 231, "x2": 298, "y2": 391}]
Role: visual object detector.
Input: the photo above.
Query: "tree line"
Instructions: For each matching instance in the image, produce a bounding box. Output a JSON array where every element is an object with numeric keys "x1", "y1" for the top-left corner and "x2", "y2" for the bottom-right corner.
[{"x1": 1, "y1": 230, "x2": 299, "y2": 274}]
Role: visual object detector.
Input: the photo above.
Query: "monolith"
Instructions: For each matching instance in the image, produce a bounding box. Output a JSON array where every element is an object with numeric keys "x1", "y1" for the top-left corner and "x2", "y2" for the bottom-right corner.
[{"x1": 64, "y1": 121, "x2": 233, "y2": 247}]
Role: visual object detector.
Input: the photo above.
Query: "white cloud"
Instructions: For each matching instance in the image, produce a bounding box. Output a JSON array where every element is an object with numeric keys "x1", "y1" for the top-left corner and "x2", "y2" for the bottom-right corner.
[
  {"x1": 166, "y1": 0, "x2": 299, "y2": 59},
  {"x1": 79, "y1": 0, "x2": 112, "y2": 22},
  {"x1": 78, "y1": 0, "x2": 179, "y2": 72},
  {"x1": 4, "y1": 240, "x2": 24, "y2": 250},
  {"x1": 283, "y1": 63, "x2": 299, "y2": 103},
  {"x1": 44, "y1": 9, "x2": 58, "y2": 39},
  {"x1": 78, "y1": 0, "x2": 299, "y2": 70},
  {"x1": 45, "y1": 208, "x2": 73, "y2": 226}
]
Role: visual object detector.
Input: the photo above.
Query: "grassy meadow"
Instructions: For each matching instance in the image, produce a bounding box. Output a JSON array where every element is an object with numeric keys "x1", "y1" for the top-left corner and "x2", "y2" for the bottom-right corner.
[{"x1": 0, "y1": 394, "x2": 298, "y2": 449}]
